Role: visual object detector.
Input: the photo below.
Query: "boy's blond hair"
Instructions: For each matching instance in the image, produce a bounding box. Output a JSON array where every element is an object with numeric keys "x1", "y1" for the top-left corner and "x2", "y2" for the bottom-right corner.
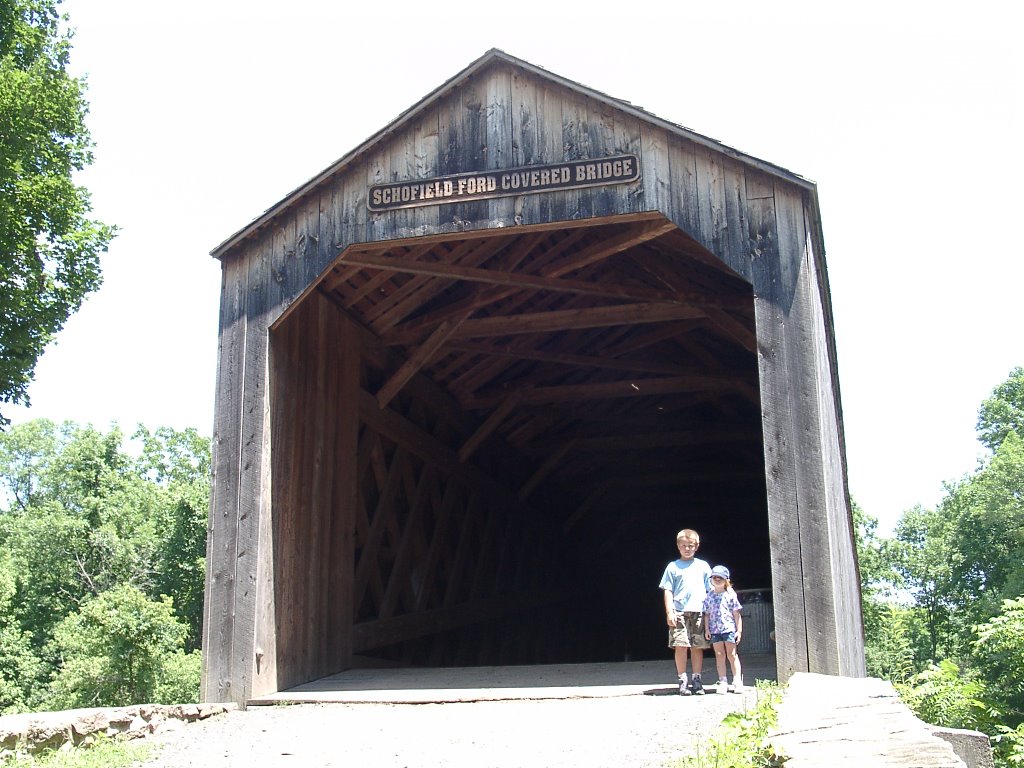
[{"x1": 676, "y1": 528, "x2": 700, "y2": 543}]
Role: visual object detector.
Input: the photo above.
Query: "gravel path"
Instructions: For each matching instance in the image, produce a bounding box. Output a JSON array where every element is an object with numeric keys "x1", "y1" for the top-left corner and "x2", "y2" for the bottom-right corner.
[{"x1": 141, "y1": 690, "x2": 756, "y2": 768}]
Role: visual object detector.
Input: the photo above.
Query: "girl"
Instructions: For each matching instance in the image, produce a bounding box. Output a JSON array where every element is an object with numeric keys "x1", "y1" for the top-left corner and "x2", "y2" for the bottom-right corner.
[{"x1": 702, "y1": 565, "x2": 743, "y2": 693}]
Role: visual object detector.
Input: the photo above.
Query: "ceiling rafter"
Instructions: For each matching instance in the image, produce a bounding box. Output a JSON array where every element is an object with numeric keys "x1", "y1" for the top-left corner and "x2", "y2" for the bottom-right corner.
[
  {"x1": 463, "y1": 374, "x2": 736, "y2": 410},
  {"x1": 318, "y1": 215, "x2": 766, "y2": 519},
  {"x1": 384, "y1": 302, "x2": 705, "y2": 346}
]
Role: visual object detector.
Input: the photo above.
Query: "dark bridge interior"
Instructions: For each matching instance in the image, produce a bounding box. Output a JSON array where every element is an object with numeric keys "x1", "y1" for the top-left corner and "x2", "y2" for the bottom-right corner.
[{"x1": 274, "y1": 212, "x2": 770, "y2": 670}]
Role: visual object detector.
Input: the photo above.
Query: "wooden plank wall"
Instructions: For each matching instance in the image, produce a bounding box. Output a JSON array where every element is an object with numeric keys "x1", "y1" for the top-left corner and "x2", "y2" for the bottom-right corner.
[
  {"x1": 202, "y1": 59, "x2": 864, "y2": 703},
  {"x1": 263, "y1": 294, "x2": 359, "y2": 695},
  {"x1": 806, "y1": 225, "x2": 866, "y2": 676}
]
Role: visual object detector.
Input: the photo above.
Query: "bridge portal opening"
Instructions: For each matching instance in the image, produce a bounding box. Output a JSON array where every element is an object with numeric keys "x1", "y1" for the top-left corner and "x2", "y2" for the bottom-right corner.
[{"x1": 268, "y1": 214, "x2": 771, "y2": 676}]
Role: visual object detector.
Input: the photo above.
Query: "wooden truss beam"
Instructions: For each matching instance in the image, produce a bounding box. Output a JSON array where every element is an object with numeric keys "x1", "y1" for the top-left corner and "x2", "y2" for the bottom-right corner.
[
  {"x1": 375, "y1": 314, "x2": 470, "y2": 409},
  {"x1": 384, "y1": 303, "x2": 705, "y2": 346},
  {"x1": 458, "y1": 393, "x2": 522, "y2": 462},
  {"x1": 464, "y1": 374, "x2": 738, "y2": 410},
  {"x1": 337, "y1": 251, "x2": 745, "y2": 309},
  {"x1": 540, "y1": 219, "x2": 676, "y2": 277},
  {"x1": 446, "y1": 340, "x2": 712, "y2": 377}
]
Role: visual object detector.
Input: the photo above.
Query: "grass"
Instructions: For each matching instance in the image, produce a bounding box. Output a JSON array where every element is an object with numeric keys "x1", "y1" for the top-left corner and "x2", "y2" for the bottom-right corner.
[
  {"x1": 669, "y1": 681, "x2": 787, "y2": 768},
  {"x1": 0, "y1": 734, "x2": 154, "y2": 768}
]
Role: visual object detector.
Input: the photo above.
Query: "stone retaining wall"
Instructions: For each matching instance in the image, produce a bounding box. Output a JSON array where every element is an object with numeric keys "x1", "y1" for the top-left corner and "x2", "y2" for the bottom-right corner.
[{"x1": 0, "y1": 702, "x2": 234, "y2": 758}]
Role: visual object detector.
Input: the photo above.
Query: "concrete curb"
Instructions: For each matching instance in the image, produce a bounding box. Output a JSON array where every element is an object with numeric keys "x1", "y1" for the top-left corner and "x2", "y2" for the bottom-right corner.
[{"x1": 771, "y1": 673, "x2": 993, "y2": 767}]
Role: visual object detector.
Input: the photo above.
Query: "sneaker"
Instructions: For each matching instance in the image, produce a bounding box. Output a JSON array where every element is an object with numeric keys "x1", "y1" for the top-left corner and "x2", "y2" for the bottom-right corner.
[
  {"x1": 691, "y1": 675, "x2": 705, "y2": 695},
  {"x1": 714, "y1": 680, "x2": 728, "y2": 695},
  {"x1": 678, "y1": 677, "x2": 690, "y2": 696},
  {"x1": 730, "y1": 678, "x2": 744, "y2": 694}
]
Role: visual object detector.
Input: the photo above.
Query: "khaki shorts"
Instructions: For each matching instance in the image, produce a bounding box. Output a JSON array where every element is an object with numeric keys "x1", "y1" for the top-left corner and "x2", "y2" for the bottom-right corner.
[{"x1": 668, "y1": 611, "x2": 711, "y2": 649}]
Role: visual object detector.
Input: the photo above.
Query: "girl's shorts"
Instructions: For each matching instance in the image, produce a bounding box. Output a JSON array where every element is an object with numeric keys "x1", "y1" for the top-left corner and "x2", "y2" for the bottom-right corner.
[{"x1": 710, "y1": 631, "x2": 737, "y2": 644}]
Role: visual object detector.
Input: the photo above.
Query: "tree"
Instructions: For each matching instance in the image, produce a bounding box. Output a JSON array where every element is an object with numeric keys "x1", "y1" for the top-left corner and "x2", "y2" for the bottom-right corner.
[
  {"x1": 854, "y1": 501, "x2": 926, "y2": 680},
  {"x1": 135, "y1": 425, "x2": 210, "y2": 650},
  {"x1": 860, "y1": 368, "x2": 1024, "y2": 766},
  {"x1": 890, "y1": 504, "x2": 961, "y2": 662},
  {"x1": 944, "y1": 433, "x2": 1024, "y2": 622},
  {"x1": 0, "y1": 419, "x2": 209, "y2": 708},
  {"x1": 0, "y1": 556, "x2": 46, "y2": 713},
  {"x1": 0, "y1": 0, "x2": 115, "y2": 426},
  {"x1": 974, "y1": 597, "x2": 1024, "y2": 722},
  {"x1": 977, "y1": 367, "x2": 1024, "y2": 452},
  {"x1": 46, "y1": 584, "x2": 188, "y2": 708}
]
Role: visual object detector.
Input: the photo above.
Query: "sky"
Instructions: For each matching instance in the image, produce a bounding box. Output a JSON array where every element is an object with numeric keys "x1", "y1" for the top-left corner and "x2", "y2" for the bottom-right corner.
[{"x1": 5, "y1": 0, "x2": 1021, "y2": 534}]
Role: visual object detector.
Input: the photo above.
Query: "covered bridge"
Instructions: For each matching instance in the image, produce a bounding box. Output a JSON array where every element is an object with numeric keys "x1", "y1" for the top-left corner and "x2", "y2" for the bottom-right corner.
[{"x1": 201, "y1": 50, "x2": 865, "y2": 705}]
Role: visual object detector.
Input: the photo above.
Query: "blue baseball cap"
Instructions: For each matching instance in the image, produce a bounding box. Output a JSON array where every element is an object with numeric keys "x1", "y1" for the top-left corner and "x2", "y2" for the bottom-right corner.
[{"x1": 711, "y1": 565, "x2": 731, "y2": 580}]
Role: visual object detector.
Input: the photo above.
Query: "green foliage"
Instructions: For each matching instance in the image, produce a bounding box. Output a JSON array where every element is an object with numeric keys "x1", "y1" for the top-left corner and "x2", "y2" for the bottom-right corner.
[
  {"x1": 47, "y1": 584, "x2": 186, "y2": 708},
  {"x1": 974, "y1": 598, "x2": 1024, "y2": 721},
  {"x1": 0, "y1": 556, "x2": 46, "y2": 712},
  {"x1": 135, "y1": 426, "x2": 210, "y2": 651},
  {"x1": 0, "y1": 419, "x2": 209, "y2": 713},
  {"x1": 0, "y1": 732, "x2": 153, "y2": 768},
  {"x1": 889, "y1": 503, "x2": 962, "y2": 661},
  {"x1": 863, "y1": 602, "x2": 918, "y2": 683},
  {"x1": 852, "y1": 502, "x2": 925, "y2": 680},
  {"x1": 672, "y1": 682, "x2": 786, "y2": 768},
  {"x1": 858, "y1": 367, "x2": 1024, "y2": 767},
  {"x1": 151, "y1": 649, "x2": 201, "y2": 705},
  {"x1": 0, "y1": 0, "x2": 116, "y2": 426},
  {"x1": 897, "y1": 659, "x2": 1000, "y2": 734},
  {"x1": 852, "y1": 500, "x2": 895, "y2": 593},
  {"x1": 977, "y1": 366, "x2": 1024, "y2": 452},
  {"x1": 992, "y1": 723, "x2": 1024, "y2": 768},
  {"x1": 946, "y1": 433, "x2": 1024, "y2": 621}
]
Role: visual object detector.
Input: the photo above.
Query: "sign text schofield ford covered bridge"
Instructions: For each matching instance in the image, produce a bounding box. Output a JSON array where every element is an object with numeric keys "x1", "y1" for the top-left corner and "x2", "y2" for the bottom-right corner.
[{"x1": 202, "y1": 50, "x2": 865, "y2": 705}]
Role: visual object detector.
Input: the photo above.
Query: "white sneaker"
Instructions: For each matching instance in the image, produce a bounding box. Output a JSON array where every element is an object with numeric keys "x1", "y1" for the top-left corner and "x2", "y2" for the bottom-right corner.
[{"x1": 730, "y1": 679, "x2": 744, "y2": 694}]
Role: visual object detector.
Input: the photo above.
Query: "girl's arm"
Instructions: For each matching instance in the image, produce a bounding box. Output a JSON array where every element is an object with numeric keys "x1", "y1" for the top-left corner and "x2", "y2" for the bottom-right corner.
[
  {"x1": 733, "y1": 608, "x2": 743, "y2": 642},
  {"x1": 704, "y1": 611, "x2": 712, "y2": 640}
]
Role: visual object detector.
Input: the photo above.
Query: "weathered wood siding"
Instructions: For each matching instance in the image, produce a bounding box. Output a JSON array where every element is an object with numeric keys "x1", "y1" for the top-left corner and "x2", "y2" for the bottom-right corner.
[
  {"x1": 202, "y1": 56, "x2": 863, "y2": 703},
  {"x1": 258, "y1": 294, "x2": 360, "y2": 696}
]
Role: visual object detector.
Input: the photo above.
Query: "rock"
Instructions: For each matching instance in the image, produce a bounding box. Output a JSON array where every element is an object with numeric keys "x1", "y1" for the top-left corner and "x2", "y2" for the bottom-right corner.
[
  {"x1": 71, "y1": 709, "x2": 112, "y2": 741},
  {"x1": 0, "y1": 702, "x2": 233, "y2": 755}
]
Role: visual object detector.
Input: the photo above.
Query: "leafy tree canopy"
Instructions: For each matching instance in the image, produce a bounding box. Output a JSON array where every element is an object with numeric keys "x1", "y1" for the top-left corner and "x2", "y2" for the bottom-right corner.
[
  {"x1": 0, "y1": 0, "x2": 115, "y2": 426},
  {"x1": 977, "y1": 366, "x2": 1024, "y2": 453},
  {"x1": 47, "y1": 584, "x2": 187, "y2": 708},
  {"x1": 0, "y1": 420, "x2": 209, "y2": 712},
  {"x1": 856, "y1": 367, "x2": 1024, "y2": 764}
]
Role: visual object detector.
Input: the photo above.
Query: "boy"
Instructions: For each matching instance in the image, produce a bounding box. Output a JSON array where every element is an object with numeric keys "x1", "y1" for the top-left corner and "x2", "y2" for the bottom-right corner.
[{"x1": 659, "y1": 528, "x2": 712, "y2": 695}]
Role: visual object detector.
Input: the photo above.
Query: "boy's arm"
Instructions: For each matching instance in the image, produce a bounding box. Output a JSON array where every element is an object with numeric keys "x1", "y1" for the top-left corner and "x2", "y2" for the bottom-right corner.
[{"x1": 663, "y1": 589, "x2": 676, "y2": 627}]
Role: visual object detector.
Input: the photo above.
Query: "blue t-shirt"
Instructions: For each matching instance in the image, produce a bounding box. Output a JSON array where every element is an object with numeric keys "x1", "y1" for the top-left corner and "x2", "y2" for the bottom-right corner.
[
  {"x1": 659, "y1": 557, "x2": 711, "y2": 612},
  {"x1": 703, "y1": 589, "x2": 742, "y2": 634}
]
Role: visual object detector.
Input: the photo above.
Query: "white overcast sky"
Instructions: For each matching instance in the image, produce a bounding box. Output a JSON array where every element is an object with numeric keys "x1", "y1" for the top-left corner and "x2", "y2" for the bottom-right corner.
[{"x1": 6, "y1": 0, "x2": 1021, "y2": 534}]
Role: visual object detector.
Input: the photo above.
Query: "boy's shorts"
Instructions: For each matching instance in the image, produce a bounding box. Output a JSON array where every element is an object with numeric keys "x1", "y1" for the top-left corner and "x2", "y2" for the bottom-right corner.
[{"x1": 668, "y1": 611, "x2": 711, "y2": 649}]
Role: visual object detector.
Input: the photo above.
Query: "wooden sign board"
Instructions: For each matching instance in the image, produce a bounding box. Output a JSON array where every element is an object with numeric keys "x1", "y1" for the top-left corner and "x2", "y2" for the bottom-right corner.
[{"x1": 368, "y1": 154, "x2": 640, "y2": 211}]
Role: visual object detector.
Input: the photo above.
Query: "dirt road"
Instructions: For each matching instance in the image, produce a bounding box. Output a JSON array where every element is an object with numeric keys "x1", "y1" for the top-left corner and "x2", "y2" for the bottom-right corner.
[{"x1": 142, "y1": 691, "x2": 755, "y2": 768}]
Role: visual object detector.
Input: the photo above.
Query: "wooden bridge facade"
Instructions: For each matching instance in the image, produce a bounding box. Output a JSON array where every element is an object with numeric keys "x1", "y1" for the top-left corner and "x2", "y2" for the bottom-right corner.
[{"x1": 202, "y1": 50, "x2": 865, "y2": 705}]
